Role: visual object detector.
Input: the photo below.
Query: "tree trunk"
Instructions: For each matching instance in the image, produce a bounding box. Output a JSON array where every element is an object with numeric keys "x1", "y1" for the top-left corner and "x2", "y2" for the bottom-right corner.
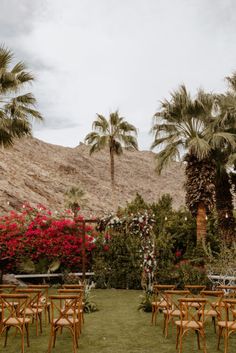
[
  {"x1": 110, "y1": 149, "x2": 115, "y2": 190},
  {"x1": 196, "y1": 202, "x2": 207, "y2": 243}
]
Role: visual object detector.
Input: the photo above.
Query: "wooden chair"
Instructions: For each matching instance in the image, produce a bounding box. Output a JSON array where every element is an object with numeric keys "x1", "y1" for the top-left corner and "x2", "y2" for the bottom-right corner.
[
  {"x1": 58, "y1": 289, "x2": 84, "y2": 334},
  {"x1": 200, "y1": 290, "x2": 224, "y2": 332},
  {"x1": 151, "y1": 284, "x2": 175, "y2": 325},
  {"x1": 0, "y1": 293, "x2": 30, "y2": 353},
  {"x1": 62, "y1": 284, "x2": 85, "y2": 290},
  {"x1": 217, "y1": 298, "x2": 236, "y2": 353},
  {"x1": 163, "y1": 290, "x2": 190, "y2": 338},
  {"x1": 184, "y1": 285, "x2": 206, "y2": 295},
  {"x1": 48, "y1": 295, "x2": 80, "y2": 353},
  {"x1": 175, "y1": 298, "x2": 207, "y2": 353},
  {"x1": 28, "y1": 284, "x2": 51, "y2": 323},
  {"x1": 0, "y1": 285, "x2": 16, "y2": 293},
  {"x1": 16, "y1": 288, "x2": 43, "y2": 336}
]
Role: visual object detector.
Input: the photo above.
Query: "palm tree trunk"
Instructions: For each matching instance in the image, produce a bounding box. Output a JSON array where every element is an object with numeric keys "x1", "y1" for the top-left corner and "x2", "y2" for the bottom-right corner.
[
  {"x1": 110, "y1": 149, "x2": 115, "y2": 190},
  {"x1": 196, "y1": 202, "x2": 207, "y2": 242}
]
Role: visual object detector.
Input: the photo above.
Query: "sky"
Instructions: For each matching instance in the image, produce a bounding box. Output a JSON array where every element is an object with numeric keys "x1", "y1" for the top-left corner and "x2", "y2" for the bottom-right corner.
[{"x1": 0, "y1": 0, "x2": 236, "y2": 150}]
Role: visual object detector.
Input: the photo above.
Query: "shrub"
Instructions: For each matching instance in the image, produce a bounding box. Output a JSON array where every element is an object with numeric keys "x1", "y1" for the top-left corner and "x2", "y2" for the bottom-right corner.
[{"x1": 0, "y1": 204, "x2": 97, "y2": 273}]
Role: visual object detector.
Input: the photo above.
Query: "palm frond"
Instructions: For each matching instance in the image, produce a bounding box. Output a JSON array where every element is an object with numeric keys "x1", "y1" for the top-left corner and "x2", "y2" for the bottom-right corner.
[{"x1": 0, "y1": 46, "x2": 13, "y2": 69}]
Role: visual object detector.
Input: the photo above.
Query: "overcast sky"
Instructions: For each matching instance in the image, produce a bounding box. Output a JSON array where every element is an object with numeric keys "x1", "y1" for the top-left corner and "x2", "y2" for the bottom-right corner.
[{"x1": 1, "y1": 0, "x2": 236, "y2": 150}]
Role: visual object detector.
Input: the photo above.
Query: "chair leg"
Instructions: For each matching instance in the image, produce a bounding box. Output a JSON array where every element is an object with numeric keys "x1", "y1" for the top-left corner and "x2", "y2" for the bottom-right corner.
[
  {"x1": 179, "y1": 330, "x2": 183, "y2": 353},
  {"x1": 202, "y1": 331, "x2": 207, "y2": 353},
  {"x1": 196, "y1": 330, "x2": 201, "y2": 350},
  {"x1": 176, "y1": 326, "x2": 180, "y2": 350},
  {"x1": 25, "y1": 323, "x2": 30, "y2": 347},
  {"x1": 72, "y1": 331, "x2": 77, "y2": 353},
  {"x1": 224, "y1": 330, "x2": 228, "y2": 353},
  {"x1": 48, "y1": 326, "x2": 54, "y2": 353},
  {"x1": 217, "y1": 327, "x2": 223, "y2": 350},
  {"x1": 47, "y1": 305, "x2": 51, "y2": 323},
  {"x1": 4, "y1": 326, "x2": 10, "y2": 347},
  {"x1": 21, "y1": 326, "x2": 25, "y2": 353},
  {"x1": 212, "y1": 317, "x2": 216, "y2": 333},
  {"x1": 39, "y1": 312, "x2": 43, "y2": 333}
]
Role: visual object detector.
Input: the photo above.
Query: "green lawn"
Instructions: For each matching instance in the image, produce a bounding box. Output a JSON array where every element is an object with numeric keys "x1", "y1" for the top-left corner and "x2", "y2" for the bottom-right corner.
[{"x1": 2, "y1": 289, "x2": 236, "y2": 352}]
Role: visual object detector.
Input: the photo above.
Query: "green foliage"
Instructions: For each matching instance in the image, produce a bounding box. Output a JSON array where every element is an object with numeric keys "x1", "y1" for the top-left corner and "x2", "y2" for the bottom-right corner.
[
  {"x1": 204, "y1": 241, "x2": 236, "y2": 276},
  {"x1": 83, "y1": 284, "x2": 98, "y2": 313},
  {"x1": 93, "y1": 230, "x2": 142, "y2": 289},
  {"x1": 138, "y1": 290, "x2": 152, "y2": 312}
]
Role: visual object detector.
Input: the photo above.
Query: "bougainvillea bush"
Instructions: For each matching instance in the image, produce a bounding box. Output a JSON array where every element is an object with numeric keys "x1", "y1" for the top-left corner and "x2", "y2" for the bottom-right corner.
[{"x1": 0, "y1": 204, "x2": 96, "y2": 273}]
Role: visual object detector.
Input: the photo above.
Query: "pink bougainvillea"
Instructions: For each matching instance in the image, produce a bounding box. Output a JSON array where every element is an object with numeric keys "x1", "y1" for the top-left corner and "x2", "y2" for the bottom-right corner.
[{"x1": 0, "y1": 204, "x2": 97, "y2": 272}]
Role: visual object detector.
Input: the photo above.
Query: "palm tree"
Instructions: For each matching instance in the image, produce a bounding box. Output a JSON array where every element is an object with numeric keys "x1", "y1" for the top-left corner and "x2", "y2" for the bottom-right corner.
[
  {"x1": 151, "y1": 85, "x2": 236, "y2": 242},
  {"x1": 64, "y1": 185, "x2": 87, "y2": 216},
  {"x1": 0, "y1": 45, "x2": 42, "y2": 147},
  {"x1": 213, "y1": 74, "x2": 236, "y2": 243},
  {"x1": 85, "y1": 111, "x2": 138, "y2": 189}
]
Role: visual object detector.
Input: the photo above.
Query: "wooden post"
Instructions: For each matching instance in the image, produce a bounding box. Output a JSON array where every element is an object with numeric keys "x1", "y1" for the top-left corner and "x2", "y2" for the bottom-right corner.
[{"x1": 82, "y1": 220, "x2": 86, "y2": 282}]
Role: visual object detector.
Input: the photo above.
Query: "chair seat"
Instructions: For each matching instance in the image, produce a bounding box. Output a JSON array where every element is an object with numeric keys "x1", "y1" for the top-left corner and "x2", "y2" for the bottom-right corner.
[
  {"x1": 25, "y1": 307, "x2": 43, "y2": 315},
  {"x1": 163, "y1": 309, "x2": 185, "y2": 317},
  {"x1": 4, "y1": 317, "x2": 31, "y2": 325},
  {"x1": 198, "y1": 309, "x2": 218, "y2": 317},
  {"x1": 218, "y1": 321, "x2": 236, "y2": 329},
  {"x1": 53, "y1": 318, "x2": 79, "y2": 326},
  {"x1": 175, "y1": 320, "x2": 203, "y2": 329},
  {"x1": 152, "y1": 300, "x2": 167, "y2": 307},
  {"x1": 188, "y1": 302, "x2": 200, "y2": 308}
]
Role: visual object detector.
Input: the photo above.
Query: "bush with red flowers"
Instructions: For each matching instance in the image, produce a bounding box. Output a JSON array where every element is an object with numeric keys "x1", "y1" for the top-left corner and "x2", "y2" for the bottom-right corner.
[{"x1": 0, "y1": 204, "x2": 97, "y2": 273}]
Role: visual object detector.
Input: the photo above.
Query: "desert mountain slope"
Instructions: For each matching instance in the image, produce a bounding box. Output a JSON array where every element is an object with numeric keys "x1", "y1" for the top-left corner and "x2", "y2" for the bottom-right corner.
[{"x1": 0, "y1": 137, "x2": 185, "y2": 216}]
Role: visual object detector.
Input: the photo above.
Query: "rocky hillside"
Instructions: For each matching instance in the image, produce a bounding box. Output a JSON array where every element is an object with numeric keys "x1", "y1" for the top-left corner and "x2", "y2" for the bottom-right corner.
[{"x1": 0, "y1": 137, "x2": 186, "y2": 216}]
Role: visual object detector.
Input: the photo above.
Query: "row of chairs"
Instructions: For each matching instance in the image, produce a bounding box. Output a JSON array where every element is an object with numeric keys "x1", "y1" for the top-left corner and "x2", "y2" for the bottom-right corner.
[
  {"x1": 151, "y1": 284, "x2": 236, "y2": 353},
  {"x1": 0, "y1": 283, "x2": 85, "y2": 353}
]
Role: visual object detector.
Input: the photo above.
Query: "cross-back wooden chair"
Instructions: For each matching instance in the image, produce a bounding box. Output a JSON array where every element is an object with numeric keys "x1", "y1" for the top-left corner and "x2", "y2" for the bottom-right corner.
[
  {"x1": 16, "y1": 288, "x2": 43, "y2": 336},
  {"x1": 0, "y1": 284, "x2": 17, "y2": 293},
  {"x1": 48, "y1": 295, "x2": 80, "y2": 353},
  {"x1": 184, "y1": 285, "x2": 206, "y2": 295},
  {"x1": 216, "y1": 285, "x2": 236, "y2": 298},
  {"x1": 0, "y1": 293, "x2": 30, "y2": 353},
  {"x1": 200, "y1": 290, "x2": 224, "y2": 332},
  {"x1": 217, "y1": 298, "x2": 236, "y2": 353},
  {"x1": 58, "y1": 289, "x2": 84, "y2": 334},
  {"x1": 62, "y1": 284, "x2": 85, "y2": 290},
  {"x1": 151, "y1": 284, "x2": 176, "y2": 325},
  {"x1": 176, "y1": 298, "x2": 207, "y2": 353},
  {"x1": 163, "y1": 290, "x2": 190, "y2": 338},
  {"x1": 28, "y1": 284, "x2": 51, "y2": 323}
]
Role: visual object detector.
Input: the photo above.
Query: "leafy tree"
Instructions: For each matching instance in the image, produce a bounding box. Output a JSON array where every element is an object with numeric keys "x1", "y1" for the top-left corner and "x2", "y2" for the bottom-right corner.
[
  {"x1": 85, "y1": 111, "x2": 138, "y2": 189},
  {"x1": 151, "y1": 85, "x2": 236, "y2": 242},
  {"x1": 0, "y1": 45, "x2": 42, "y2": 146}
]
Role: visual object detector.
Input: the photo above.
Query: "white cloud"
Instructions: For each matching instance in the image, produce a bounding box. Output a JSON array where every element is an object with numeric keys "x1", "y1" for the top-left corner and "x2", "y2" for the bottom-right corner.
[{"x1": 1, "y1": 0, "x2": 236, "y2": 150}]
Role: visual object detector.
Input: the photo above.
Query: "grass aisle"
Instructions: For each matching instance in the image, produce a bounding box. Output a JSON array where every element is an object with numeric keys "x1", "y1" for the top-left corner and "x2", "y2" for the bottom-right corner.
[{"x1": 2, "y1": 289, "x2": 236, "y2": 352}]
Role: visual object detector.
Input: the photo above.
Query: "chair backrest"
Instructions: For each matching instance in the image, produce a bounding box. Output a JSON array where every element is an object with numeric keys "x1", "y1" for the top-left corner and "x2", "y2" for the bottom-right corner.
[
  {"x1": 221, "y1": 298, "x2": 236, "y2": 328},
  {"x1": 184, "y1": 285, "x2": 206, "y2": 295},
  {"x1": 0, "y1": 284, "x2": 17, "y2": 293},
  {"x1": 164, "y1": 290, "x2": 190, "y2": 310},
  {"x1": 200, "y1": 290, "x2": 224, "y2": 317},
  {"x1": 0, "y1": 293, "x2": 29, "y2": 323},
  {"x1": 179, "y1": 298, "x2": 207, "y2": 326},
  {"x1": 49, "y1": 295, "x2": 80, "y2": 325},
  {"x1": 62, "y1": 284, "x2": 85, "y2": 290},
  {"x1": 15, "y1": 288, "x2": 41, "y2": 311},
  {"x1": 152, "y1": 284, "x2": 176, "y2": 301},
  {"x1": 58, "y1": 289, "x2": 83, "y2": 306},
  {"x1": 27, "y1": 284, "x2": 49, "y2": 303},
  {"x1": 216, "y1": 285, "x2": 236, "y2": 298}
]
